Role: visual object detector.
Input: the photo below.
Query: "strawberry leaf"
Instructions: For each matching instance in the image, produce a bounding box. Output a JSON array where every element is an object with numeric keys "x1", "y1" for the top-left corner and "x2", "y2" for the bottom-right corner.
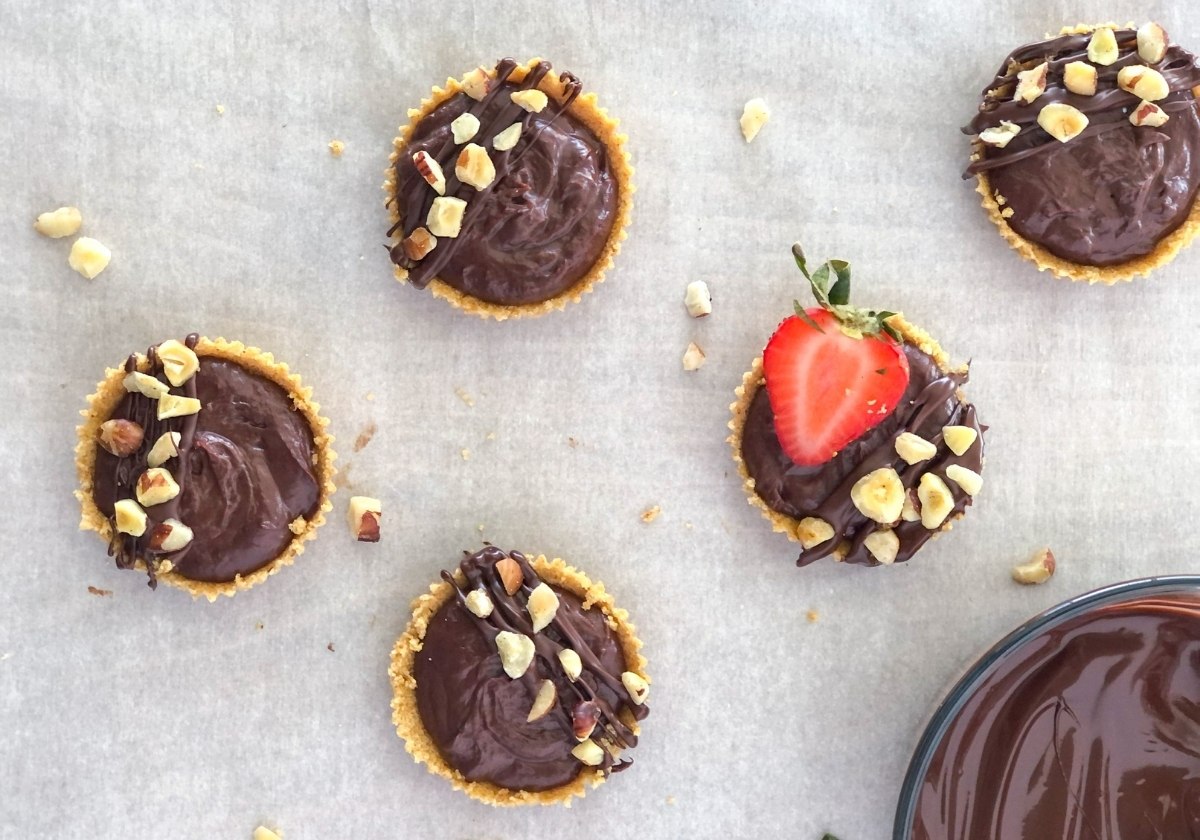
[
  {"x1": 791, "y1": 243, "x2": 811, "y2": 280},
  {"x1": 793, "y1": 302, "x2": 826, "y2": 334},
  {"x1": 827, "y1": 259, "x2": 852, "y2": 305}
]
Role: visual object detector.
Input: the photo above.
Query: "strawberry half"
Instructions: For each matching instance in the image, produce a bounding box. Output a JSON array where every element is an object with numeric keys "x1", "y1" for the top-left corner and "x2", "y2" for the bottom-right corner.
[{"x1": 761, "y1": 245, "x2": 911, "y2": 467}]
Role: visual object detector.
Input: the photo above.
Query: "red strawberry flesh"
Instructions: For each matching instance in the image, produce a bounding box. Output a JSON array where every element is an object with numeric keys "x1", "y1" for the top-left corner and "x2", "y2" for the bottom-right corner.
[{"x1": 763, "y1": 308, "x2": 910, "y2": 467}]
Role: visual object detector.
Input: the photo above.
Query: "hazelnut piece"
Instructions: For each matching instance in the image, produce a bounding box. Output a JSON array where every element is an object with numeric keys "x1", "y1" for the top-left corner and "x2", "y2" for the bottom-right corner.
[
  {"x1": 527, "y1": 582, "x2": 560, "y2": 633},
  {"x1": 347, "y1": 496, "x2": 382, "y2": 542},
  {"x1": 492, "y1": 122, "x2": 522, "y2": 152},
  {"x1": 412, "y1": 150, "x2": 447, "y2": 195},
  {"x1": 850, "y1": 467, "x2": 905, "y2": 524},
  {"x1": 571, "y1": 738, "x2": 606, "y2": 766},
  {"x1": 123, "y1": 371, "x2": 169, "y2": 400},
  {"x1": 113, "y1": 498, "x2": 148, "y2": 536},
  {"x1": 917, "y1": 473, "x2": 954, "y2": 530},
  {"x1": 157, "y1": 394, "x2": 202, "y2": 420},
  {"x1": 33, "y1": 206, "x2": 82, "y2": 238},
  {"x1": 621, "y1": 671, "x2": 650, "y2": 705},
  {"x1": 526, "y1": 679, "x2": 557, "y2": 722},
  {"x1": 455, "y1": 143, "x2": 496, "y2": 191},
  {"x1": 894, "y1": 432, "x2": 937, "y2": 465},
  {"x1": 1012, "y1": 548, "x2": 1056, "y2": 585},
  {"x1": 460, "y1": 67, "x2": 491, "y2": 101},
  {"x1": 572, "y1": 699, "x2": 600, "y2": 740},
  {"x1": 136, "y1": 467, "x2": 180, "y2": 507},
  {"x1": 979, "y1": 121, "x2": 1021, "y2": 148},
  {"x1": 1086, "y1": 27, "x2": 1119, "y2": 66},
  {"x1": 1117, "y1": 66, "x2": 1170, "y2": 102},
  {"x1": 797, "y1": 517, "x2": 834, "y2": 550},
  {"x1": 402, "y1": 226, "x2": 437, "y2": 262},
  {"x1": 464, "y1": 588, "x2": 494, "y2": 618},
  {"x1": 68, "y1": 237, "x2": 111, "y2": 279},
  {"x1": 682, "y1": 342, "x2": 706, "y2": 371},
  {"x1": 510, "y1": 89, "x2": 548, "y2": 113},
  {"x1": 942, "y1": 425, "x2": 977, "y2": 456},
  {"x1": 495, "y1": 630, "x2": 536, "y2": 679},
  {"x1": 426, "y1": 196, "x2": 467, "y2": 238},
  {"x1": 863, "y1": 529, "x2": 900, "y2": 565},
  {"x1": 1037, "y1": 102, "x2": 1089, "y2": 143},
  {"x1": 156, "y1": 339, "x2": 199, "y2": 387},
  {"x1": 450, "y1": 112, "x2": 480, "y2": 144},
  {"x1": 945, "y1": 464, "x2": 983, "y2": 496},
  {"x1": 1063, "y1": 61, "x2": 1098, "y2": 96},
  {"x1": 739, "y1": 97, "x2": 769, "y2": 142},
  {"x1": 1013, "y1": 62, "x2": 1048, "y2": 104},
  {"x1": 146, "y1": 431, "x2": 181, "y2": 468},
  {"x1": 1130, "y1": 100, "x2": 1170, "y2": 128},
  {"x1": 1137, "y1": 22, "x2": 1169, "y2": 64},
  {"x1": 684, "y1": 280, "x2": 712, "y2": 317},
  {"x1": 558, "y1": 648, "x2": 582, "y2": 681},
  {"x1": 148, "y1": 518, "x2": 194, "y2": 552},
  {"x1": 98, "y1": 419, "x2": 144, "y2": 457}
]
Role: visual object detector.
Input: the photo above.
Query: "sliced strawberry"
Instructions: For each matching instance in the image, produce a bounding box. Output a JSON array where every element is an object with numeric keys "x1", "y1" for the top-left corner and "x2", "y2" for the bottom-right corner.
[{"x1": 763, "y1": 308, "x2": 910, "y2": 466}]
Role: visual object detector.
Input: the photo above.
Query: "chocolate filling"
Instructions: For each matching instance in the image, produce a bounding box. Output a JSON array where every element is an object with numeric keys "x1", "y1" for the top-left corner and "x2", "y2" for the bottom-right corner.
[
  {"x1": 910, "y1": 593, "x2": 1200, "y2": 839},
  {"x1": 414, "y1": 547, "x2": 647, "y2": 792},
  {"x1": 964, "y1": 29, "x2": 1200, "y2": 266},
  {"x1": 741, "y1": 344, "x2": 984, "y2": 566},
  {"x1": 388, "y1": 59, "x2": 618, "y2": 306},
  {"x1": 92, "y1": 337, "x2": 321, "y2": 585}
]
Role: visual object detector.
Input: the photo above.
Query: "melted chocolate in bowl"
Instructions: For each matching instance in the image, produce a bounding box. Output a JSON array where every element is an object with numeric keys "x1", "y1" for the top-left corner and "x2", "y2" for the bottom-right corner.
[{"x1": 900, "y1": 579, "x2": 1200, "y2": 840}]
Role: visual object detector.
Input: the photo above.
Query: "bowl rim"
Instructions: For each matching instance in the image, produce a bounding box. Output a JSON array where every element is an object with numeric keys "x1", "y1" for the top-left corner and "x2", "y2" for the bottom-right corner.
[{"x1": 891, "y1": 574, "x2": 1200, "y2": 839}]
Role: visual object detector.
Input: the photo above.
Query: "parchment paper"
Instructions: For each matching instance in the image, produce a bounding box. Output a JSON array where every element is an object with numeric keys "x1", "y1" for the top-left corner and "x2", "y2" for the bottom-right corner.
[{"x1": 3, "y1": 1, "x2": 1199, "y2": 837}]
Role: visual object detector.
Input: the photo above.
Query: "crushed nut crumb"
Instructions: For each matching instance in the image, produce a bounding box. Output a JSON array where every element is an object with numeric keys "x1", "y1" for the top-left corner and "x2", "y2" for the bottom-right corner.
[
  {"x1": 87, "y1": 586, "x2": 113, "y2": 597},
  {"x1": 641, "y1": 505, "x2": 662, "y2": 523},
  {"x1": 328, "y1": 139, "x2": 345, "y2": 157},
  {"x1": 455, "y1": 387, "x2": 475, "y2": 407}
]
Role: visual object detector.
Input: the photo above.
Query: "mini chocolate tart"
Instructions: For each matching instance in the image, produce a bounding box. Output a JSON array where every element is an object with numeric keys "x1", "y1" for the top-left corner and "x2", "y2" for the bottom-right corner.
[
  {"x1": 389, "y1": 547, "x2": 649, "y2": 806},
  {"x1": 75, "y1": 335, "x2": 336, "y2": 600},
  {"x1": 728, "y1": 246, "x2": 986, "y2": 567},
  {"x1": 384, "y1": 57, "x2": 632, "y2": 320},
  {"x1": 965, "y1": 22, "x2": 1200, "y2": 283}
]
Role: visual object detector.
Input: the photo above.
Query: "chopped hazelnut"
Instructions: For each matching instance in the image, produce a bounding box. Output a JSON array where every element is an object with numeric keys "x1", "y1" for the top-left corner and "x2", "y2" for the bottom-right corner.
[
  {"x1": 510, "y1": 89, "x2": 548, "y2": 113},
  {"x1": 558, "y1": 648, "x2": 582, "y2": 681},
  {"x1": 412, "y1": 150, "x2": 447, "y2": 195},
  {"x1": 426, "y1": 196, "x2": 467, "y2": 238},
  {"x1": 917, "y1": 473, "x2": 954, "y2": 530},
  {"x1": 33, "y1": 206, "x2": 82, "y2": 238},
  {"x1": 942, "y1": 425, "x2": 977, "y2": 456},
  {"x1": 526, "y1": 582, "x2": 560, "y2": 633},
  {"x1": 850, "y1": 467, "x2": 904, "y2": 524},
  {"x1": 98, "y1": 419, "x2": 144, "y2": 457},
  {"x1": 113, "y1": 498, "x2": 148, "y2": 536},
  {"x1": 450, "y1": 112, "x2": 480, "y2": 144},
  {"x1": 455, "y1": 143, "x2": 496, "y2": 190},
  {"x1": 347, "y1": 496, "x2": 382, "y2": 542},
  {"x1": 571, "y1": 738, "x2": 605, "y2": 766},
  {"x1": 1117, "y1": 66, "x2": 1170, "y2": 101},
  {"x1": 1037, "y1": 102, "x2": 1089, "y2": 143},
  {"x1": 495, "y1": 630, "x2": 536, "y2": 679},
  {"x1": 148, "y1": 518, "x2": 194, "y2": 552},
  {"x1": 465, "y1": 588, "x2": 494, "y2": 618},
  {"x1": 682, "y1": 342, "x2": 706, "y2": 371},
  {"x1": 797, "y1": 516, "x2": 834, "y2": 550},
  {"x1": 156, "y1": 339, "x2": 199, "y2": 387},
  {"x1": 621, "y1": 671, "x2": 650, "y2": 705},
  {"x1": 1130, "y1": 100, "x2": 1170, "y2": 127},
  {"x1": 136, "y1": 467, "x2": 180, "y2": 507},
  {"x1": 1137, "y1": 22, "x2": 1169, "y2": 64},
  {"x1": 68, "y1": 237, "x2": 111, "y2": 279},
  {"x1": 492, "y1": 122, "x2": 521, "y2": 152},
  {"x1": 460, "y1": 67, "x2": 491, "y2": 100},
  {"x1": 739, "y1": 97, "x2": 769, "y2": 142},
  {"x1": 1013, "y1": 62, "x2": 1048, "y2": 104},
  {"x1": 894, "y1": 432, "x2": 937, "y2": 465},
  {"x1": 123, "y1": 371, "x2": 169, "y2": 400},
  {"x1": 526, "y1": 679, "x2": 557, "y2": 722},
  {"x1": 979, "y1": 121, "x2": 1021, "y2": 148},
  {"x1": 1086, "y1": 27, "x2": 1119, "y2": 66},
  {"x1": 402, "y1": 226, "x2": 437, "y2": 261},
  {"x1": 684, "y1": 280, "x2": 712, "y2": 317},
  {"x1": 146, "y1": 431, "x2": 181, "y2": 468},
  {"x1": 1063, "y1": 61, "x2": 1098, "y2": 96},
  {"x1": 157, "y1": 394, "x2": 202, "y2": 420},
  {"x1": 945, "y1": 464, "x2": 983, "y2": 496},
  {"x1": 1012, "y1": 547, "x2": 1056, "y2": 585},
  {"x1": 863, "y1": 529, "x2": 900, "y2": 565}
]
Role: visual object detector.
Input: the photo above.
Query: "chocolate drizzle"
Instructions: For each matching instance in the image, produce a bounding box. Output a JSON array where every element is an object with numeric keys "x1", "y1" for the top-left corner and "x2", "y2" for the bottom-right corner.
[
  {"x1": 742, "y1": 344, "x2": 985, "y2": 567},
  {"x1": 92, "y1": 337, "x2": 321, "y2": 586},
  {"x1": 963, "y1": 29, "x2": 1200, "y2": 265},
  {"x1": 910, "y1": 592, "x2": 1200, "y2": 839},
  {"x1": 387, "y1": 59, "x2": 617, "y2": 306},
  {"x1": 413, "y1": 547, "x2": 646, "y2": 791}
]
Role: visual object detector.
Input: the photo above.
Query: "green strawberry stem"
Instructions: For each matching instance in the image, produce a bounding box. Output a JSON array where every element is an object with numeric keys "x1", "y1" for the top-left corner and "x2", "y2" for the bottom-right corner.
[{"x1": 791, "y1": 243, "x2": 902, "y2": 342}]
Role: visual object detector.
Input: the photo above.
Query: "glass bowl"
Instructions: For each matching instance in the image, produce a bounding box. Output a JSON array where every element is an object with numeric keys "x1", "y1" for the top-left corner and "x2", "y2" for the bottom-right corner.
[{"x1": 892, "y1": 574, "x2": 1200, "y2": 839}]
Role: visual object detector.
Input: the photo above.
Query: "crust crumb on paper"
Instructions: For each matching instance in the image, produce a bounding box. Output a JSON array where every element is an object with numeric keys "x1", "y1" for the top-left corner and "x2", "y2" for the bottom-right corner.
[{"x1": 640, "y1": 505, "x2": 661, "y2": 524}]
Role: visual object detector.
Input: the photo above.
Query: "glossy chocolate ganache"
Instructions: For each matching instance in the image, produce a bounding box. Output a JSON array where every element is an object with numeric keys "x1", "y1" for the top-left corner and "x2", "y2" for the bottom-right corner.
[
  {"x1": 910, "y1": 592, "x2": 1200, "y2": 840},
  {"x1": 965, "y1": 28, "x2": 1200, "y2": 266},
  {"x1": 742, "y1": 344, "x2": 984, "y2": 567},
  {"x1": 92, "y1": 336, "x2": 320, "y2": 586},
  {"x1": 389, "y1": 59, "x2": 618, "y2": 306},
  {"x1": 414, "y1": 547, "x2": 648, "y2": 792}
]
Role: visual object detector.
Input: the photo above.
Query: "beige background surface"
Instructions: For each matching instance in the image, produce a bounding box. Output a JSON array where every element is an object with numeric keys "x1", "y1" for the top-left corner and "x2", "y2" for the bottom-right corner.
[{"x1": 2, "y1": 1, "x2": 1199, "y2": 837}]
